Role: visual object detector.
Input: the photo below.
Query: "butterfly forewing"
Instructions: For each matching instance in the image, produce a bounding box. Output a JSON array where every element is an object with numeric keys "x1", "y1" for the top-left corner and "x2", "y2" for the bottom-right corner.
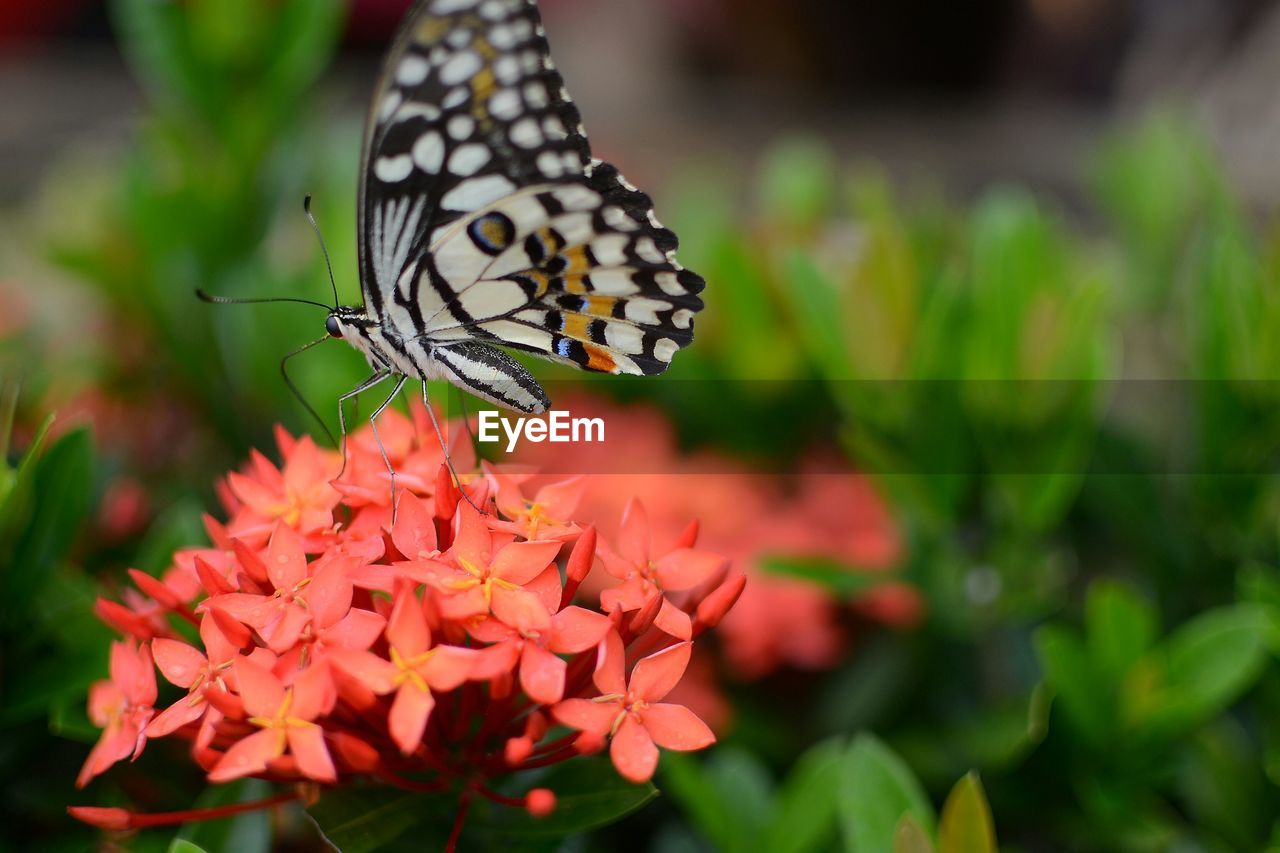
[{"x1": 357, "y1": 0, "x2": 704, "y2": 389}]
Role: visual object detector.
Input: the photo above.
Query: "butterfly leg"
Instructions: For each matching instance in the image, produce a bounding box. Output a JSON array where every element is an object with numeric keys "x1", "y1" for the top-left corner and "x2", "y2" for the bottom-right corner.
[
  {"x1": 422, "y1": 381, "x2": 483, "y2": 515},
  {"x1": 369, "y1": 376, "x2": 408, "y2": 520},
  {"x1": 335, "y1": 370, "x2": 392, "y2": 483}
]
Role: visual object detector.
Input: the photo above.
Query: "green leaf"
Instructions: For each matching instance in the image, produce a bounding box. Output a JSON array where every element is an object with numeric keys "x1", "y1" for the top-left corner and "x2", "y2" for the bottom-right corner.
[
  {"x1": 1143, "y1": 605, "x2": 1269, "y2": 736},
  {"x1": 892, "y1": 814, "x2": 935, "y2": 853},
  {"x1": 783, "y1": 251, "x2": 850, "y2": 377},
  {"x1": 758, "y1": 137, "x2": 838, "y2": 228},
  {"x1": 661, "y1": 749, "x2": 774, "y2": 853},
  {"x1": 174, "y1": 780, "x2": 274, "y2": 853},
  {"x1": 308, "y1": 759, "x2": 657, "y2": 852},
  {"x1": 762, "y1": 557, "x2": 892, "y2": 599},
  {"x1": 764, "y1": 738, "x2": 845, "y2": 853},
  {"x1": 1033, "y1": 625, "x2": 1110, "y2": 746},
  {"x1": 167, "y1": 841, "x2": 210, "y2": 853},
  {"x1": 0, "y1": 427, "x2": 94, "y2": 626},
  {"x1": 1086, "y1": 579, "x2": 1158, "y2": 682},
  {"x1": 839, "y1": 734, "x2": 935, "y2": 853},
  {"x1": 937, "y1": 773, "x2": 996, "y2": 853}
]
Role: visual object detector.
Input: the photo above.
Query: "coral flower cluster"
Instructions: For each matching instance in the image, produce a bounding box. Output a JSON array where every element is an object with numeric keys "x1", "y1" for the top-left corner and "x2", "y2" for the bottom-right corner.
[{"x1": 72, "y1": 404, "x2": 742, "y2": 842}]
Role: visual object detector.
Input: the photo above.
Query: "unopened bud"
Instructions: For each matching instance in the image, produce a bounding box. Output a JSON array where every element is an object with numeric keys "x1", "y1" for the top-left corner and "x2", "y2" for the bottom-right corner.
[
  {"x1": 505, "y1": 736, "x2": 534, "y2": 765},
  {"x1": 629, "y1": 593, "x2": 664, "y2": 635},
  {"x1": 674, "y1": 519, "x2": 700, "y2": 549},
  {"x1": 128, "y1": 569, "x2": 182, "y2": 609},
  {"x1": 694, "y1": 572, "x2": 746, "y2": 634},
  {"x1": 68, "y1": 806, "x2": 132, "y2": 830},
  {"x1": 525, "y1": 788, "x2": 556, "y2": 818}
]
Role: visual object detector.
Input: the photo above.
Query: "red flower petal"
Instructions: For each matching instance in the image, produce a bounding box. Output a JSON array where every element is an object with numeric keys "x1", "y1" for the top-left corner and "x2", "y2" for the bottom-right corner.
[
  {"x1": 233, "y1": 657, "x2": 285, "y2": 720},
  {"x1": 551, "y1": 698, "x2": 619, "y2": 736},
  {"x1": 323, "y1": 608, "x2": 386, "y2": 651},
  {"x1": 422, "y1": 646, "x2": 476, "y2": 691},
  {"x1": 147, "y1": 695, "x2": 206, "y2": 738},
  {"x1": 535, "y1": 476, "x2": 586, "y2": 520},
  {"x1": 151, "y1": 639, "x2": 206, "y2": 689},
  {"x1": 519, "y1": 643, "x2": 567, "y2": 705},
  {"x1": 491, "y1": 585, "x2": 551, "y2": 634},
  {"x1": 610, "y1": 714, "x2": 659, "y2": 783},
  {"x1": 290, "y1": 662, "x2": 335, "y2": 721},
  {"x1": 391, "y1": 491, "x2": 437, "y2": 560},
  {"x1": 286, "y1": 725, "x2": 337, "y2": 782},
  {"x1": 307, "y1": 559, "x2": 355, "y2": 631},
  {"x1": 450, "y1": 502, "x2": 492, "y2": 568},
  {"x1": 470, "y1": 639, "x2": 522, "y2": 681},
  {"x1": 654, "y1": 549, "x2": 726, "y2": 592},
  {"x1": 593, "y1": 630, "x2": 627, "y2": 696},
  {"x1": 328, "y1": 649, "x2": 399, "y2": 695},
  {"x1": 548, "y1": 606, "x2": 612, "y2": 654},
  {"x1": 265, "y1": 524, "x2": 308, "y2": 591},
  {"x1": 641, "y1": 703, "x2": 716, "y2": 751},
  {"x1": 490, "y1": 540, "x2": 561, "y2": 586},
  {"x1": 110, "y1": 641, "x2": 157, "y2": 707},
  {"x1": 208, "y1": 728, "x2": 280, "y2": 782},
  {"x1": 386, "y1": 586, "x2": 431, "y2": 657},
  {"x1": 389, "y1": 684, "x2": 435, "y2": 755},
  {"x1": 629, "y1": 642, "x2": 691, "y2": 703},
  {"x1": 616, "y1": 498, "x2": 650, "y2": 565}
]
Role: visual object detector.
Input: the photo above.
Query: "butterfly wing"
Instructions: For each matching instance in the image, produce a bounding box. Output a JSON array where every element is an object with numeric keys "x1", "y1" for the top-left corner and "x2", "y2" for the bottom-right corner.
[
  {"x1": 423, "y1": 179, "x2": 704, "y2": 376},
  {"x1": 358, "y1": 0, "x2": 590, "y2": 326},
  {"x1": 358, "y1": 0, "x2": 704, "y2": 377}
]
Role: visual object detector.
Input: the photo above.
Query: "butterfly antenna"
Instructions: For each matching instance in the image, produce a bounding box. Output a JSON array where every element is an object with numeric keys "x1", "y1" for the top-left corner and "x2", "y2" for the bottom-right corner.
[
  {"x1": 303, "y1": 195, "x2": 341, "y2": 310},
  {"x1": 196, "y1": 290, "x2": 332, "y2": 311},
  {"x1": 281, "y1": 335, "x2": 338, "y2": 446}
]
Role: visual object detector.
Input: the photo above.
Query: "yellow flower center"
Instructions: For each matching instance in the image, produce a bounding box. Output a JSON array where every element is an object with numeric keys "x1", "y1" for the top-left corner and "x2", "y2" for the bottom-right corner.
[{"x1": 389, "y1": 646, "x2": 436, "y2": 693}]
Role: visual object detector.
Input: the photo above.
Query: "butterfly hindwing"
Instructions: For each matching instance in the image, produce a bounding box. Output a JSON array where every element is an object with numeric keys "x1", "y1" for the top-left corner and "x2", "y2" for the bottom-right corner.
[{"x1": 425, "y1": 183, "x2": 704, "y2": 376}]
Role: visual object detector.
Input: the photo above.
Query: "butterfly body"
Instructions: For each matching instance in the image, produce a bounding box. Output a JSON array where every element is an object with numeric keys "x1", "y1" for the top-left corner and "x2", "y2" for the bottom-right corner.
[{"x1": 335, "y1": 0, "x2": 704, "y2": 416}]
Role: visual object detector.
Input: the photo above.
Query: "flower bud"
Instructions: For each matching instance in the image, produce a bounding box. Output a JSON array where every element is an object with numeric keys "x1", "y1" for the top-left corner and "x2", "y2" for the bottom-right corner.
[
  {"x1": 694, "y1": 572, "x2": 747, "y2": 635},
  {"x1": 128, "y1": 569, "x2": 182, "y2": 609},
  {"x1": 505, "y1": 736, "x2": 534, "y2": 765},
  {"x1": 674, "y1": 519, "x2": 700, "y2": 549},
  {"x1": 194, "y1": 555, "x2": 235, "y2": 596},
  {"x1": 68, "y1": 806, "x2": 132, "y2": 830},
  {"x1": 525, "y1": 788, "x2": 556, "y2": 818},
  {"x1": 629, "y1": 592, "x2": 664, "y2": 636}
]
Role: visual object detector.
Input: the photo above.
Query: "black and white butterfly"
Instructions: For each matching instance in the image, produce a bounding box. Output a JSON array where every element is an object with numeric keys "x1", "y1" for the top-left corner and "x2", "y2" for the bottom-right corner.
[{"x1": 326, "y1": 0, "x2": 704, "y2": 428}]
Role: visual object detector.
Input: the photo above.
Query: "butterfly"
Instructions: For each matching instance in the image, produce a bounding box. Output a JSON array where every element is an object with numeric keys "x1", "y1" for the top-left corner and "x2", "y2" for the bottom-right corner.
[{"x1": 325, "y1": 0, "x2": 705, "y2": 436}]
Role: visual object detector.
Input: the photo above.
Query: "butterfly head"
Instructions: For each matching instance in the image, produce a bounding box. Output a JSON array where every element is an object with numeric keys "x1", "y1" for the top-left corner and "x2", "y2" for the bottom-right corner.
[{"x1": 326, "y1": 307, "x2": 373, "y2": 341}]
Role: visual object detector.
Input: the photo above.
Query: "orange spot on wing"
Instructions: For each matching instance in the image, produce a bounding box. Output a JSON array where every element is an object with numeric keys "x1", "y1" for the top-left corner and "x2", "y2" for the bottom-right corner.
[
  {"x1": 584, "y1": 295, "x2": 617, "y2": 316},
  {"x1": 562, "y1": 314, "x2": 592, "y2": 340},
  {"x1": 584, "y1": 344, "x2": 617, "y2": 372}
]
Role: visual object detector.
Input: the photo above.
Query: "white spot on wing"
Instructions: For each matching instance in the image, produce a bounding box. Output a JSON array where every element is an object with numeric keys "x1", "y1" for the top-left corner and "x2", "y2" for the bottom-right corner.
[
  {"x1": 442, "y1": 174, "x2": 517, "y2": 211},
  {"x1": 537, "y1": 150, "x2": 565, "y2": 179},
  {"x1": 440, "y1": 51, "x2": 483, "y2": 86},
  {"x1": 433, "y1": 0, "x2": 480, "y2": 15},
  {"x1": 510, "y1": 117, "x2": 542, "y2": 149},
  {"x1": 605, "y1": 322, "x2": 644, "y2": 354},
  {"x1": 396, "y1": 56, "x2": 429, "y2": 86},
  {"x1": 449, "y1": 143, "x2": 492, "y2": 176},
  {"x1": 412, "y1": 131, "x2": 445, "y2": 174},
  {"x1": 375, "y1": 155, "x2": 413, "y2": 183},
  {"x1": 448, "y1": 114, "x2": 476, "y2": 140},
  {"x1": 654, "y1": 338, "x2": 679, "y2": 362},
  {"x1": 489, "y1": 89, "x2": 521, "y2": 120}
]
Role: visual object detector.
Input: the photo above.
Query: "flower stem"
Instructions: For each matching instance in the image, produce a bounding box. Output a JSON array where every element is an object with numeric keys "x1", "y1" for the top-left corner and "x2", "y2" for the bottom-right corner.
[{"x1": 446, "y1": 790, "x2": 472, "y2": 853}]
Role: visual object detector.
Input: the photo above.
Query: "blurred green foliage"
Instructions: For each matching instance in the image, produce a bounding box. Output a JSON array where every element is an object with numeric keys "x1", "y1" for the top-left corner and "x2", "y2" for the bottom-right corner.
[{"x1": 5, "y1": 0, "x2": 1280, "y2": 849}]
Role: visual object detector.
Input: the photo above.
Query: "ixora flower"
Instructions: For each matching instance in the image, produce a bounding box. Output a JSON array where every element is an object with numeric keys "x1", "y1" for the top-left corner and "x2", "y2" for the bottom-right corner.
[{"x1": 70, "y1": 404, "x2": 743, "y2": 849}]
